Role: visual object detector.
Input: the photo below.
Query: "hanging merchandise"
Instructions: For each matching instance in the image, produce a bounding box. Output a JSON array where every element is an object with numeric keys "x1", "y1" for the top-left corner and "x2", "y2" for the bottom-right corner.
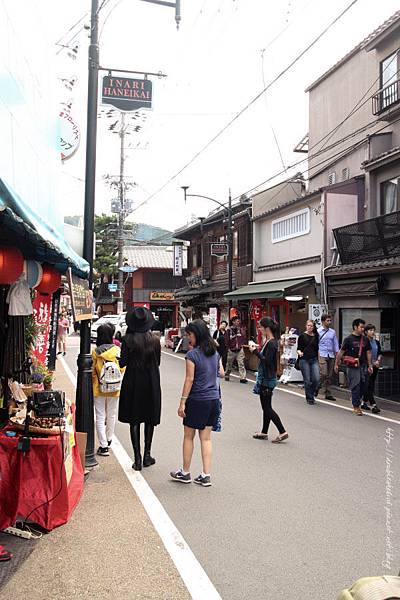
[
  {"x1": 6, "y1": 275, "x2": 33, "y2": 316},
  {"x1": 36, "y1": 265, "x2": 61, "y2": 295},
  {"x1": 0, "y1": 246, "x2": 24, "y2": 285},
  {"x1": 23, "y1": 260, "x2": 43, "y2": 289}
]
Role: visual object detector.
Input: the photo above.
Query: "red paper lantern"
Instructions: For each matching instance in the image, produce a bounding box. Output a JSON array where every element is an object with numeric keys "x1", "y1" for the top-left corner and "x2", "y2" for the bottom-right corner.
[
  {"x1": 0, "y1": 246, "x2": 24, "y2": 284},
  {"x1": 36, "y1": 264, "x2": 61, "y2": 295}
]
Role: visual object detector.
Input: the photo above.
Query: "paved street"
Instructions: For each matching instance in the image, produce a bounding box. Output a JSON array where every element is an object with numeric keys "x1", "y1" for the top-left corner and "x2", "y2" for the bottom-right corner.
[{"x1": 65, "y1": 337, "x2": 400, "y2": 600}]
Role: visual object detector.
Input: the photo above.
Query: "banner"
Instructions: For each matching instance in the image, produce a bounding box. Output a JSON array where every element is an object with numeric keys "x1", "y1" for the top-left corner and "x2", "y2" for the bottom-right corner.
[
  {"x1": 173, "y1": 243, "x2": 183, "y2": 277},
  {"x1": 32, "y1": 292, "x2": 52, "y2": 365},
  {"x1": 47, "y1": 290, "x2": 61, "y2": 370}
]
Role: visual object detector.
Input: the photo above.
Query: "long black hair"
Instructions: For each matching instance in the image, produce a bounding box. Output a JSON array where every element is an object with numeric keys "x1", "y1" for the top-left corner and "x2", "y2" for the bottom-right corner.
[
  {"x1": 96, "y1": 324, "x2": 114, "y2": 347},
  {"x1": 259, "y1": 317, "x2": 279, "y2": 339},
  {"x1": 124, "y1": 330, "x2": 160, "y2": 366},
  {"x1": 185, "y1": 319, "x2": 217, "y2": 357}
]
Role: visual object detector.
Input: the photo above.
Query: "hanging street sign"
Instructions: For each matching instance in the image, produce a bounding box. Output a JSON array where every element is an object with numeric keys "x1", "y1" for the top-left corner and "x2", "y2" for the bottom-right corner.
[
  {"x1": 211, "y1": 242, "x2": 228, "y2": 257},
  {"x1": 173, "y1": 243, "x2": 183, "y2": 277},
  {"x1": 102, "y1": 76, "x2": 153, "y2": 111},
  {"x1": 108, "y1": 283, "x2": 118, "y2": 292}
]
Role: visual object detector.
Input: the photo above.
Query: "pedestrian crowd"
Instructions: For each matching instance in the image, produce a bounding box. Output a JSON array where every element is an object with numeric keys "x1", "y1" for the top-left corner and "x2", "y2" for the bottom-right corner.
[{"x1": 90, "y1": 307, "x2": 383, "y2": 486}]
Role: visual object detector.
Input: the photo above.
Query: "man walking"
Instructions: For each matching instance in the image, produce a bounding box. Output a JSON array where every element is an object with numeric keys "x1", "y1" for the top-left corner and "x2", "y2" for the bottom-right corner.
[
  {"x1": 318, "y1": 314, "x2": 339, "y2": 401},
  {"x1": 225, "y1": 316, "x2": 247, "y2": 383},
  {"x1": 334, "y1": 318, "x2": 373, "y2": 415}
]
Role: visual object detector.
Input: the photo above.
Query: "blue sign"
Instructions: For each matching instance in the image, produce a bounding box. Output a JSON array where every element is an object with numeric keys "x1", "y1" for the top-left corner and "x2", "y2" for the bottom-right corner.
[{"x1": 108, "y1": 283, "x2": 118, "y2": 292}]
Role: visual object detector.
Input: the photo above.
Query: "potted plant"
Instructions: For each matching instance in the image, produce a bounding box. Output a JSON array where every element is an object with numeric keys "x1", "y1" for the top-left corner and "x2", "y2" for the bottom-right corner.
[{"x1": 43, "y1": 369, "x2": 54, "y2": 391}]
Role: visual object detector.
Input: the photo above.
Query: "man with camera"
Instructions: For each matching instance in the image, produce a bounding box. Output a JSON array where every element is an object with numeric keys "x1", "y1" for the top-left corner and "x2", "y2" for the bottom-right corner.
[{"x1": 225, "y1": 316, "x2": 247, "y2": 383}]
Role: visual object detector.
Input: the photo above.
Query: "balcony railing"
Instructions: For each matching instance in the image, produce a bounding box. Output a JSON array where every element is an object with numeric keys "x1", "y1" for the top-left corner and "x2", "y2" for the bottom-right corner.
[
  {"x1": 372, "y1": 79, "x2": 400, "y2": 115},
  {"x1": 333, "y1": 210, "x2": 400, "y2": 264}
]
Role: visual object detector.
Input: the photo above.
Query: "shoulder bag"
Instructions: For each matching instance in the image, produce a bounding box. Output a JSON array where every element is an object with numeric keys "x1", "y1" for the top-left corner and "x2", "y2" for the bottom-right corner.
[{"x1": 343, "y1": 335, "x2": 363, "y2": 368}]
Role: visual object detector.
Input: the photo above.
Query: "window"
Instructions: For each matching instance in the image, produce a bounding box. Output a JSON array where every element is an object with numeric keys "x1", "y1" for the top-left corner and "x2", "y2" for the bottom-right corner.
[
  {"x1": 381, "y1": 51, "x2": 399, "y2": 109},
  {"x1": 328, "y1": 172, "x2": 336, "y2": 185},
  {"x1": 271, "y1": 208, "x2": 310, "y2": 243},
  {"x1": 381, "y1": 178, "x2": 399, "y2": 215},
  {"x1": 341, "y1": 167, "x2": 350, "y2": 181}
]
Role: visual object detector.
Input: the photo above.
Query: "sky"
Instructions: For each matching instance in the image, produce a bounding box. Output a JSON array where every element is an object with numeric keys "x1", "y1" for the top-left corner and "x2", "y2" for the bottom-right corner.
[{"x1": 49, "y1": 0, "x2": 400, "y2": 231}]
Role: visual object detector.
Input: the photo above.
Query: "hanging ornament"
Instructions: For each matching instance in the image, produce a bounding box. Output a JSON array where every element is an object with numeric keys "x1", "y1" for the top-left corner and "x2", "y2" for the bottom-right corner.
[
  {"x1": 23, "y1": 260, "x2": 43, "y2": 289},
  {"x1": 36, "y1": 264, "x2": 61, "y2": 295},
  {"x1": 0, "y1": 246, "x2": 24, "y2": 285}
]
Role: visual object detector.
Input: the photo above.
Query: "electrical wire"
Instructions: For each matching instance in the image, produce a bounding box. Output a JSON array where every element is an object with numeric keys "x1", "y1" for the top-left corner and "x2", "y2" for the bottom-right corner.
[
  {"x1": 135, "y1": 0, "x2": 360, "y2": 210},
  {"x1": 55, "y1": 12, "x2": 89, "y2": 46}
]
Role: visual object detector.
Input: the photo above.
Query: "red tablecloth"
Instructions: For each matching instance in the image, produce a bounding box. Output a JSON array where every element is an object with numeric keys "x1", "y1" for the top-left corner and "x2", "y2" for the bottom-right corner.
[{"x1": 0, "y1": 423, "x2": 84, "y2": 531}]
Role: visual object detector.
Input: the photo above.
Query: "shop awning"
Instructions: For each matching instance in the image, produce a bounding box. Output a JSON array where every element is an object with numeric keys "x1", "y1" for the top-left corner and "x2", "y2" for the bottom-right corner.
[
  {"x1": 0, "y1": 179, "x2": 89, "y2": 279},
  {"x1": 224, "y1": 277, "x2": 314, "y2": 300}
]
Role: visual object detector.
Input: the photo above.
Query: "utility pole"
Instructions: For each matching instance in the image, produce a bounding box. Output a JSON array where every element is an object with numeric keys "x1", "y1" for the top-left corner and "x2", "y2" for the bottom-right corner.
[
  {"x1": 117, "y1": 112, "x2": 126, "y2": 314},
  {"x1": 75, "y1": 0, "x2": 99, "y2": 468}
]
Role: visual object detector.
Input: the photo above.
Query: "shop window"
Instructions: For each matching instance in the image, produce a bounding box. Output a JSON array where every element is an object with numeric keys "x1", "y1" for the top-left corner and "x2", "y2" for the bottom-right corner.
[
  {"x1": 380, "y1": 178, "x2": 399, "y2": 215},
  {"x1": 340, "y1": 308, "x2": 381, "y2": 341},
  {"x1": 271, "y1": 208, "x2": 310, "y2": 244}
]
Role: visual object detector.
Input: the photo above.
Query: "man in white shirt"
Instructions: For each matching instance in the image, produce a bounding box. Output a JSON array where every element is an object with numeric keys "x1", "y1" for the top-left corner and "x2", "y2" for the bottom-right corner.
[{"x1": 318, "y1": 314, "x2": 339, "y2": 401}]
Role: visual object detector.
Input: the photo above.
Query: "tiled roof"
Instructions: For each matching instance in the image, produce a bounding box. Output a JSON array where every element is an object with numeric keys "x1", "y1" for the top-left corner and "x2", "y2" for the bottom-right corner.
[
  {"x1": 306, "y1": 10, "x2": 400, "y2": 92},
  {"x1": 326, "y1": 255, "x2": 400, "y2": 275},
  {"x1": 123, "y1": 245, "x2": 176, "y2": 269}
]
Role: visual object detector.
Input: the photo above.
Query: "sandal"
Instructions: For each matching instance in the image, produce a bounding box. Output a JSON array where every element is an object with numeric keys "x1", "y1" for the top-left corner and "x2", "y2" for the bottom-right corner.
[
  {"x1": 0, "y1": 546, "x2": 12, "y2": 562},
  {"x1": 253, "y1": 433, "x2": 268, "y2": 440},
  {"x1": 271, "y1": 433, "x2": 289, "y2": 443}
]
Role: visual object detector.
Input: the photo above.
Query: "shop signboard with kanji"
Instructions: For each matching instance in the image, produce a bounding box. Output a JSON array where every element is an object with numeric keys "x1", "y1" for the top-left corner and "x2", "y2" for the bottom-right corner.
[
  {"x1": 211, "y1": 243, "x2": 228, "y2": 257},
  {"x1": 67, "y1": 269, "x2": 93, "y2": 322},
  {"x1": 32, "y1": 293, "x2": 52, "y2": 365}
]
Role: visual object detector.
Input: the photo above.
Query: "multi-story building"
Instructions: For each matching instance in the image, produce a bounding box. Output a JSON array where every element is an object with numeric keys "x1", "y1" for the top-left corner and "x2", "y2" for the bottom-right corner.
[
  {"x1": 123, "y1": 245, "x2": 187, "y2": 329},
  {"x1": 306, "y1": 10, "x2": 400, "y2": 400},
  {"x1": 174, "y1": 202, "x2": 252, "y2": 325}
]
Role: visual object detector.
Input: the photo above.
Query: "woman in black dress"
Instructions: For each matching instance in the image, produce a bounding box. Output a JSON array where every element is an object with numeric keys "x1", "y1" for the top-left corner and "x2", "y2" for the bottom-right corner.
[
  {"x1": 297, "y1": 320, "x2": 320, "y2": 405},
  {"x1": 118, "y1": 307, "x2": 161, "y2": 471}
]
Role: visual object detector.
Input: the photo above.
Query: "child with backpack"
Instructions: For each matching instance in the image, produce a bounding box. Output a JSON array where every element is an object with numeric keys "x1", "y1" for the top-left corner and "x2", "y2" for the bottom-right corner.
[{"x1": 92, "y1": 324, "x2": 124, "y2": 456}]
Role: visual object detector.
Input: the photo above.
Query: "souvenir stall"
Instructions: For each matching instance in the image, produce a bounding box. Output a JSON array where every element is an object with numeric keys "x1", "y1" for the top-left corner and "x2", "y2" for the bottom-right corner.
[{"x1": 0, "y1": 180, "x2": 88, "y2": 532}]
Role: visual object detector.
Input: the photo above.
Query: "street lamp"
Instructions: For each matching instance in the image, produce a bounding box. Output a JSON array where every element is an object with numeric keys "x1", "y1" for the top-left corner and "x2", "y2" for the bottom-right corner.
[{"x1": 181, "y1": 186, "x2": 233, "y2": 296}]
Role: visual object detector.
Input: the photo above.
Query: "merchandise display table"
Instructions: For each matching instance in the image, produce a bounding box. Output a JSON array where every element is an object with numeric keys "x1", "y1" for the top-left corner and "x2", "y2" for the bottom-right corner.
[{"x1": 0, "y1": 423, "x2": 84, "y2": 531}]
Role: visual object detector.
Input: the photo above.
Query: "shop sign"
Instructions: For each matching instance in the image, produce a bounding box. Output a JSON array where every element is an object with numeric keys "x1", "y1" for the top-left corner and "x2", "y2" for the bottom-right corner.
[
  {"x1": 250, "y1": 300, "x2": 262, "y2": 323},
  {"x1": 211, "y1": 243, "x2": 228, "y2": 258},
  {"x1": 60, "y1": 109, "x2": 80, "y2": 161},
  {"x1": 47, "y1": 290, "x2": 61, "y2": 371},
  {"x1": 32, "y1": 292, "x2": 52, "y2": 365},
  {"x1": 150, "y1": 291, "x2": 175, "y2": 301},
  {"x1": 133, "y1": 302, "x2": 150, "y2": 309},
  {"x1": 102, "y1": 75, "x2": 153, "y2": 111},
  {"x1": 173, "y1": 243, "x2": 183, "y2": 277},
  {"x1": 108, "y1": 283, "x2": 118, "y2": 292},
  {"x1": 67, "y1": 269, "x2": 93, "y2": 322},
  {"x1": 186, "y1": 275, "x2": 204, "y2": 288},
  {"x1": 308, "y1": 304, "x2": 328, "y2": 328},
  {"x1": 209, "y1": 307, "x2": 218, "y2": 335}
]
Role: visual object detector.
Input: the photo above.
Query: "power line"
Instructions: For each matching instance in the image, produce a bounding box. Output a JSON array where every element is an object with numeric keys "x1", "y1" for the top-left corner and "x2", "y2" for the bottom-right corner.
[
  {"x1": 55, "y1": 12, "x2": 89, "y2": 46},
  {"x1": 136, "y1": 0, "x2": 360, "y2": 210}
]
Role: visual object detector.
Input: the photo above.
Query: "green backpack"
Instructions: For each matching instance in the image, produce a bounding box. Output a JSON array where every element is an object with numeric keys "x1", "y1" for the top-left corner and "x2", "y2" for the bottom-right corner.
[{"x1": 337, "y1": 576, "x2": 400, "y2": 600}]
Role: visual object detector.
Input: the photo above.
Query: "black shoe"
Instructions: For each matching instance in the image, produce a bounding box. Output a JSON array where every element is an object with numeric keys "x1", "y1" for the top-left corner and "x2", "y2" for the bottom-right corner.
[
  {"x1": 143, "y1": 453, "x2": 156, "y2": 467},
  {"x1": 132, "y1": 458, "x2": 142, "y2": 471},
  {"x1": 63, "y1": 352, "x2": 66, "y2": 356},
  {"x1": 193, "y1": 474, "x2": 211, "y2": 487},
  {"x1": 57, "y1": 351, "x2": 62, "y2": 355},
  {"x1": 97, "y1": 446, "x2": 109, "y2": 457},
  {"x1": 170, "y1": 469, "x2": 192, "y2": 483},
  {"x1": 307, "y1": 400, "x2": 315, "y2": 405},
  {"x1": 361, "y1": 403, "x2": 371, "y2": 411},
  {"x1": 240, "y1": 379, "x2": 248, "y2": 384},
  {"x1": 107, "y1": 440, "x2": 112, "y2": 447},
  {"x1": 224, "y1": 375, "x2": 230, "y2": 381},
  {"x1": 325, "y1": 395, "x2": 336, "y2": 401},
  {"x1": 371, "y1": 405, "x2": 381, "y2": 414}
]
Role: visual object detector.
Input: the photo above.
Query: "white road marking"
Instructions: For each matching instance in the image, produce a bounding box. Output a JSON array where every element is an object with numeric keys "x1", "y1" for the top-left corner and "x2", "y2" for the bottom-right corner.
[
  {"x1": 58, "y1": 355, "x2": 222, "y2": 600},
  {"x1": 161, "y1": 350, "x2": 400, "y2": 426}
]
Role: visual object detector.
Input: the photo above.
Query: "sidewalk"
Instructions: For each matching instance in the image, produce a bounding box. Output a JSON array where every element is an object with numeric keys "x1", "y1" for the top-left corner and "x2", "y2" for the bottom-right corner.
[{"x1": 1, "y1": 360, "x2": 190, "y2": 600}]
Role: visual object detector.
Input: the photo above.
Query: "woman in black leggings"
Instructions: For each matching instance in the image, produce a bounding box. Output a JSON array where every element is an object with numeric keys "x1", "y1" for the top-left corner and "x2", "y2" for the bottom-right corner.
[{"x1": 249, "y1": 318, "x2": 289, "y2": 443}]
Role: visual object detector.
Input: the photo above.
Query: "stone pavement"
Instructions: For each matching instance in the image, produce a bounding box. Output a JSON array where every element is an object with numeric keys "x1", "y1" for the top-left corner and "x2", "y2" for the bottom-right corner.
[{"x1": 1, "y1": 359, "x2": 190, "y2": 600}]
